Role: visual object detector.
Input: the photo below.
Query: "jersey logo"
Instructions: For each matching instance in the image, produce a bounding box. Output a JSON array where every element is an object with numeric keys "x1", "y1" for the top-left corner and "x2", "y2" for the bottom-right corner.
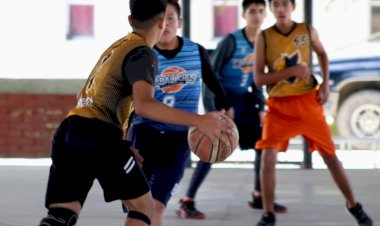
[
  {"x1": 232, "y1": 52, "x2": 255, "y2": 73},
  {"x1": 293, "y1": 35, "x2": 308, "y2": 47},
  {"x1": 155, "y1": 66, "x2": 197, "y2": 93},
  {"x1": 274, "y1": 50, "x2": 301, "y2": 84}
]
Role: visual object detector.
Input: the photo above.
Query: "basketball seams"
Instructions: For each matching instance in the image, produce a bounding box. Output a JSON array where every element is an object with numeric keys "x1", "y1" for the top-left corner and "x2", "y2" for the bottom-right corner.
[
  {"x1": 209, "y1": 139, "x2": 219, "y2": 163},
  {"x1": 194, "y1": 133, "x2": 206, "y2": 156},
  {"x1": 187, "y1": 119, "x2": 239, "y2": 163}
]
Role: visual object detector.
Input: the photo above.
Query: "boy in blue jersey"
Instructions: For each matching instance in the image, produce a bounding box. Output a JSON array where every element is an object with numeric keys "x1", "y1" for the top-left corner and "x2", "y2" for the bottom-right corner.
[
  {"x1": 123, "y1": 0, "x2": 233, "y2": 226},
  {"x1": 176, "y1": 0, "x2": 287, "y2": 220},
  {"x1": 254, "y1": 0, "x2": 373, "y2": 225}
]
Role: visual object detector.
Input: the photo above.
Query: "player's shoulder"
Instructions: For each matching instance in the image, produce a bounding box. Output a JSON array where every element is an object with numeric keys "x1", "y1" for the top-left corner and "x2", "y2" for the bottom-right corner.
[{"x1": 127, "y1": 46, "x2": 156, "y2": 62}]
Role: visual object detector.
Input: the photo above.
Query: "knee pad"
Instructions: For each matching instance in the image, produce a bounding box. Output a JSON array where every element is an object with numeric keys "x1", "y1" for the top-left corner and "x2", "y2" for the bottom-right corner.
[
  {"x1": 38, "y1": 207, "x2": 78, "y2": 226},
  {"x1": 128, "y1": 210, "x2": 151, "y2": 225}
]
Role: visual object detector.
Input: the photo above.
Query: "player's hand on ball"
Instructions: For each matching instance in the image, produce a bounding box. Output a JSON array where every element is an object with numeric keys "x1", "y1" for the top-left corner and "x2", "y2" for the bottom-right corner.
[
  {"x1": 188, "y1": 111, "x2": 239, "y2": 163},
  {"x1": 196, "y1": 110, "x2": 232, "y2": 145}
]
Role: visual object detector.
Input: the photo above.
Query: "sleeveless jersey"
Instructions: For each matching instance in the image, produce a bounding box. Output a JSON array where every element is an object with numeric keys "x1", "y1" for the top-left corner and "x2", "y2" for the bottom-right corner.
[
  {"x1": 263, "y1": 22, "x2": 316, "y2": 97},
  {"x1": 219, "y1": 29, "x2": 255, "y2": 95},
  {"x1": 132, "y1": 38, "x2": 202, "y2": 132},
  {"x1": 67, "y1": 33, "x2": 148, "y2": 129}
]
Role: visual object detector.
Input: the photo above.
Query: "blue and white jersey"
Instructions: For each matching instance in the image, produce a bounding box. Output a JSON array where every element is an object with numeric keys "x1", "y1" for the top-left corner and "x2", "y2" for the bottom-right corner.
[
  {"x1": 132, "y1": 38, "x2": 202, "y2": 132},
  {"x1": 219, "y1": 29, "x2": 255, "y2": 95}
]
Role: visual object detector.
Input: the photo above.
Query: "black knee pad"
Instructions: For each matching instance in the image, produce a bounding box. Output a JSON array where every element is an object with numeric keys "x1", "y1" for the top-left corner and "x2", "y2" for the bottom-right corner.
[
  {"x1": 128, "y1": 210, "x2": 151, "y2": 225},
  {"x1": 38, "y1": 207, "x2": 78, "y2": 226}
]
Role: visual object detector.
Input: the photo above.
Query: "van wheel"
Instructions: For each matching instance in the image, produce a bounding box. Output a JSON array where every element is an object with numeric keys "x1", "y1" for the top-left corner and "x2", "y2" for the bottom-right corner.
[{"x1": 336, "y1": 90, "x2": 380, "y2": 138}]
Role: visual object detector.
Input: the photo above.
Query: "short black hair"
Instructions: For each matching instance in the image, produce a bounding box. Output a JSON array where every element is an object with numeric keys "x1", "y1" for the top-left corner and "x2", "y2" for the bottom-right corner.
[
  {"x1": 242, "y1": 0, "x2": 266, "y2": 12},
  {"x1": 130, "y1": 0, "x2": 167, "y2": 21},
  {"x1": 168, "y1": 0, "x2": 181, "y2": 18},
  {"x1": 268, "y1": 0, "x2": 295, "y2": 4}
]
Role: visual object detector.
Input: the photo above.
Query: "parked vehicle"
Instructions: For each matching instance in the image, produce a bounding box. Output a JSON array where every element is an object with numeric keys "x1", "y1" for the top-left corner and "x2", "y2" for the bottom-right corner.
[{"x1": 314, "y1": 56, "x2": 380, "y2": 138}]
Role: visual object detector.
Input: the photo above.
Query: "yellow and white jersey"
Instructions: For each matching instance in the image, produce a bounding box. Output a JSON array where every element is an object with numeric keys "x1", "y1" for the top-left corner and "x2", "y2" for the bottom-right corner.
[{"x1": 263, "y1": 22, "x2": 316, "y2": 97}]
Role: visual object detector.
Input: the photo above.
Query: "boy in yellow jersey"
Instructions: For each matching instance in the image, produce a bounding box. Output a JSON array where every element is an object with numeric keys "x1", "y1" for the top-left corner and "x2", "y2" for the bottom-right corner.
[
  {"x1": 37, "y1": 0, "x2": 232, "y2": 226},
  {"x1": 254, "y1": 0, "x2": 373, "y2": 226}
]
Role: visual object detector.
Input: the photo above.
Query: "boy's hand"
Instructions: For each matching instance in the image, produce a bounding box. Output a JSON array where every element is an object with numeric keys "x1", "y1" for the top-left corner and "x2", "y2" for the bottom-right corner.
[
  {"x1": 317, "y1": 83, "x2": 330, "y2": 105},
  {"x1": 291, "y1": 64, "x2": 311, "y2": 81}
]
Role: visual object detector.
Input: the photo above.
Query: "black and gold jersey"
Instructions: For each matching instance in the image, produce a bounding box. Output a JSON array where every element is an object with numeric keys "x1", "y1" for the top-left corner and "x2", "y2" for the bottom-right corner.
[
  {"x1": 263, "y1": 22, "x2": 316, "y2": 97},
  {"x1": 67, "y1": 32, "x2": 157, "y2": 129}
]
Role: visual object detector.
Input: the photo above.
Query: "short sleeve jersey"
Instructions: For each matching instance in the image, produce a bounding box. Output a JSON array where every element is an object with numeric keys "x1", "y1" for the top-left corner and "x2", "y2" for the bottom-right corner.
[
  {"x1": 67, "y1": 32, "x2": 157, "y2": 129},
  {"x1": 263, "y1": 22, "x2": 316, "y2": 97}
]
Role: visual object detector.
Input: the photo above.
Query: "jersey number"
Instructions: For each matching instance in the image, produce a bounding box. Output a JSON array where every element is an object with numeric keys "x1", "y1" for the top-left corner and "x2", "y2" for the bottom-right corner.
[{"x1": 163, "y1": 95, "x2": 175, "y2": 107}]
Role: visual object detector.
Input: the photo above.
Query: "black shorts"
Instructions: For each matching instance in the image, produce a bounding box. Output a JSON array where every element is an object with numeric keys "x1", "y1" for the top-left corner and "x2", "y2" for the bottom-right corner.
[
  {"x1": 229, "y1": 92, "x2": 262, "y2": 150},
  {"x1": 131, "y1": 123, "x2": 190, "y2": 206},
  {"x1": 44, "y1": 115, "x2": 150, "y2": 208}
]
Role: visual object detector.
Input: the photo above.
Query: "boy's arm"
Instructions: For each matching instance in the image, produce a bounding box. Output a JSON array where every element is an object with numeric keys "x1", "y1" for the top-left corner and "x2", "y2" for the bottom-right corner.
[
  {"x1": 132, "y1": 80, "x2": 230, "y2": 141},
  {"x1": 254, "y1": 32, "x2": 311, "y2": 87},
  {"x1": 210, "y1": 35, "x2": 235, "y2": 74},
  {"x1": 199, "y1": 45, "x2": 232, "y2": 112},
  {"x1": 310, "y1": 25, "x2": 330, "y2": 105}
]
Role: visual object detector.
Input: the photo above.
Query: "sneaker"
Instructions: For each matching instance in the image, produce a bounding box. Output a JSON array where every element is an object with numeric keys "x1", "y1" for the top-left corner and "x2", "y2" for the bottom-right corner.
[
  {"x1": 347, "y1": 202, "x2": 373, "y2": 226},
  {"x1": 176, "y1": 198, "x2": 205, "y2": 219},
  {"x1": 248, "y1": 195, "x2": 288, "y2": 213},
  {"x1": 256, "y1": 212, "x2": 276, "y2": 226}
]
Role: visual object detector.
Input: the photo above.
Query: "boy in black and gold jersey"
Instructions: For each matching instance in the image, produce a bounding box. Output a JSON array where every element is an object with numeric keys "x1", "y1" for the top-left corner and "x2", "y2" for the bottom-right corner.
[
  {"x1": 37, "y1": 0, "x2": 232, "y2": 226},
  {"x1": 254, "y1": 0, "x2": 373, "y2": 226}
]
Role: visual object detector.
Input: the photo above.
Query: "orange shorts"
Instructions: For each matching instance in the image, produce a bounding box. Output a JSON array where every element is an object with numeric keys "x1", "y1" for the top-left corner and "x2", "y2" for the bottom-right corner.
[{"x1": 255, "y1": 90, "x2": 335, "y2": 156}]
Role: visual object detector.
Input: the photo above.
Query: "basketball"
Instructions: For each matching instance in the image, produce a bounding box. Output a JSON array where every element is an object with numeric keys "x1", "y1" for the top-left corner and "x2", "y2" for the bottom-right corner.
[{"x1": 187, "y1": 116, "x2": 239, "y2": 163}]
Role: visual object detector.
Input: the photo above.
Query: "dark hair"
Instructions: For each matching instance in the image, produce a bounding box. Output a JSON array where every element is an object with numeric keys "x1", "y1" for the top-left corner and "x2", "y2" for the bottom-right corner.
[
  {"x1": 242, "y1": 0, "x2": 266, "y2": 12},
  {"x1": 167, "y1": 0, "x2": 181, "y2": 18},
  {"x1": 130, "y1": 0, "x2": 167, "y2": 21},
  {"x1": 268, "y1": 0, "x2": 295, "y2": 4}
]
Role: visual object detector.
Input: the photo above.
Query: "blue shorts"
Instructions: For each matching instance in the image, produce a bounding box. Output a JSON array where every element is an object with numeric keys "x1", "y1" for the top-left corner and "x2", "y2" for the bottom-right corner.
[
  {"x1": 131, "y1": 123, "x2": 190, "y2": 206},
  {"x1": 45, "y1": 115, "x2": 150, "y2": 208}
]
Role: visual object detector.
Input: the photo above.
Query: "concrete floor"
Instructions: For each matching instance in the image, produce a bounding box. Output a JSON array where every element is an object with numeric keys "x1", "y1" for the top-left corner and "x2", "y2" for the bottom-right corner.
[{"x1": 0, "y1": 165, "x2": 378, "y2": 226}]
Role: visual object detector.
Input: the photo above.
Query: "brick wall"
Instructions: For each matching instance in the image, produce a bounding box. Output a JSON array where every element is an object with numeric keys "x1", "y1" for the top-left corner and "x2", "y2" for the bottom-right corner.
[
  {"x1": 0, "y1": 93, "x2": 76, "y2": 157},
  {"x1": 0, "y1": 78, "x2": 83, "y2": 157}
]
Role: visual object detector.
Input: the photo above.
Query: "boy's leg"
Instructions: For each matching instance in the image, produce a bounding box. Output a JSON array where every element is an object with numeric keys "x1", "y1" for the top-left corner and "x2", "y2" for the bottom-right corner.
[
  {"x1": 256, "y1": 148, "x2": 278, "y2": 226},
  {"x1": 322, "y1": 155, "x2": 373, "y2": 226},
  {"x1": 260, "y1": 149, "x2": 278, "y2": 213},
  {"x1": 186, "y1": 160, "x2": 212, "y2": 199},
  {"x1": 38, "y1": 209, "x2": 78, "y2": 226},
  {"x1": 254, "y1": 149, "x2": 262, "y2": 193},
  {"x1": 122, "y1": 192, "x2": 155, "y2": 226},
  {"x1": 322, "y1": 155, "x2": 355, "y2": 206},
  {"x1": 176, "y1": 160, "x2": 211, "y2": 219}
]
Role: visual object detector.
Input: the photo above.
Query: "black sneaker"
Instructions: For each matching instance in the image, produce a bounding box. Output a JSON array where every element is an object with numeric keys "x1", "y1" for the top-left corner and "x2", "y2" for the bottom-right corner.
[
  {"x1": 248, "y1": 195, "x2": 288, "y2": 213},
  {"x1": 256, "y1": 212, "x2": 276, "y2": 226},
  {"x1": 347, "y1": 202, "x2": 373, "y2": 226},
  {"x1": 176, "y1": 198, "x2": 205, "y2": 219}
]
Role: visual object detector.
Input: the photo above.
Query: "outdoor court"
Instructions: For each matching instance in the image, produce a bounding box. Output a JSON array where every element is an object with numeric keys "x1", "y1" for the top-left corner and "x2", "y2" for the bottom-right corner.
[{"x1": 0, "y1": 162, "x2": 379, "y2": 226}]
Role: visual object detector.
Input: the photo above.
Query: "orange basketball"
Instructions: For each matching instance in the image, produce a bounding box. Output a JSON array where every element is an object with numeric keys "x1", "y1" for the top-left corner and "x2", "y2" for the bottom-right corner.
[{"x1": 187, "y1": 116, "x2": 239, "y2": 163}]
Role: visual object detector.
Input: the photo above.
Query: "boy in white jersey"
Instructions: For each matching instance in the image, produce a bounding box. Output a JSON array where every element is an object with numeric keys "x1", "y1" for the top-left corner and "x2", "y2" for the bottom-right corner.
[{"x1": 253, "y1": 0, "x2": 373, "y2": 225}]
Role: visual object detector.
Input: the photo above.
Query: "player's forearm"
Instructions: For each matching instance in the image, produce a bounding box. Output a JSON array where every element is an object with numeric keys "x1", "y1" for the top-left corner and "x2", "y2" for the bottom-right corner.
[
  {"x1": 317, "y1": 52, "x2": 329, "y2": 83},
  {"x1": 254, "y1": 70, "x2": 292, "y2": 86},
  {"x1": 134, "y1": 98, "x2": 200, "y2": 127}
]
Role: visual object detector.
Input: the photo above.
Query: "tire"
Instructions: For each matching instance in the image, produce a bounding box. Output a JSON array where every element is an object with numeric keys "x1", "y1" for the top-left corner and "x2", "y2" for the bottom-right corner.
[{"x1": 336, "y1": 90, "x2": 380, "y2": 138}]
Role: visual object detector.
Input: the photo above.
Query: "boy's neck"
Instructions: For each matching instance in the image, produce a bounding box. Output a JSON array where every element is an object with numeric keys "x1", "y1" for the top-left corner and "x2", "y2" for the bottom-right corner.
[
  {"x1": 156, "y1": 36, "x2": 180, "y2": 50},
  {"x1": 244, "y1": 26, "x2": 261, "y2": 43},
  {"x1": 275, "y1": 20, "x2": 295, "y2": 34}
]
